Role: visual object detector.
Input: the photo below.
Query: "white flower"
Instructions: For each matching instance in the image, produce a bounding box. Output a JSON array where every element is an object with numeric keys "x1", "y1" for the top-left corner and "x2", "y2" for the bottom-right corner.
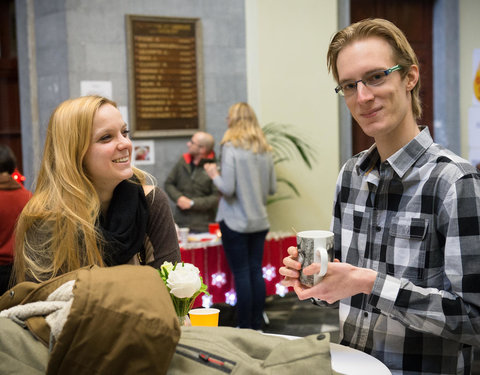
[
  {"x1": 167, "y1": 263, "x2": 201, "y2": 299},
  {"x1": 161, "y1": 261, "x2": 174, "y2": 274}
]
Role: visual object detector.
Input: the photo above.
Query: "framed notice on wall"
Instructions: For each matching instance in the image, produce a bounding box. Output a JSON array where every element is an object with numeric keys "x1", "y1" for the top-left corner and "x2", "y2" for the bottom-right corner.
[{"x1": 126, "y1": 15, "x2": 204, "y2": 138}]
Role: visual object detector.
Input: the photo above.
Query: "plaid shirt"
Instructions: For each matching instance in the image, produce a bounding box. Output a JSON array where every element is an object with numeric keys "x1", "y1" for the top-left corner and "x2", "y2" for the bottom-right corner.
[{"x1": 332, "y1": 127, "x2": 480, "y2": 374}]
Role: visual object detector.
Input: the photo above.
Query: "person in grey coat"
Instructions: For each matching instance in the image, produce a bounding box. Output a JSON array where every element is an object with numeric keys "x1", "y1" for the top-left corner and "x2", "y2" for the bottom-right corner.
[{"x1": 204, "y1": 102, "x2": 276, "y2": 329}]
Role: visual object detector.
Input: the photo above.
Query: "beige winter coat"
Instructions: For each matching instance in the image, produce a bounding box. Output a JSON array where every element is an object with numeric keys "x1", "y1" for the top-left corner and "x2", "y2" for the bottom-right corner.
[{"x1": 0, "y1": 265, "x2": 180, "y2": 375}]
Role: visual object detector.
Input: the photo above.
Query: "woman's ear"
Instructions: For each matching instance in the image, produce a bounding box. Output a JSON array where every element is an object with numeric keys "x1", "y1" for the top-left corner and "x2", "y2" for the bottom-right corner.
[{"x1": 405, "y1": 64, "x2": 419, "y2": 91}]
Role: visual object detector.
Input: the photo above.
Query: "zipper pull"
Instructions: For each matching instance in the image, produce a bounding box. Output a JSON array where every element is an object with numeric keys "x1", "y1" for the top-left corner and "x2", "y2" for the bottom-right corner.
[{"x1": 199, "y1": 353, "x2": 225, "y2": 366}]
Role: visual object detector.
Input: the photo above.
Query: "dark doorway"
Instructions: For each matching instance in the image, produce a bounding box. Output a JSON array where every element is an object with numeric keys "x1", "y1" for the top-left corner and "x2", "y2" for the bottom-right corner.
[
  {"x1": 0, "y1": 0, "x2": 23, "y2": 172},
  {"x1": 349, "y1": 0, "x2": 434, "y2": 155}
]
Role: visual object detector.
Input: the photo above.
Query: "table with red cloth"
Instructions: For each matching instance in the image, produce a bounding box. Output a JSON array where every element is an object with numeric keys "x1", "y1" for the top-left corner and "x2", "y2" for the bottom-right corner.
[{"x1": 180, "y1": 233, "x2": 296, "y2": 308}]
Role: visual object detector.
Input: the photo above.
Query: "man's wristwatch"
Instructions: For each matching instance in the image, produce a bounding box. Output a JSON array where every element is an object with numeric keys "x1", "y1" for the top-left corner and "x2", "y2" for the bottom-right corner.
[{"x1": 190, "y1": 200, "x2": 195, "y2": 207}]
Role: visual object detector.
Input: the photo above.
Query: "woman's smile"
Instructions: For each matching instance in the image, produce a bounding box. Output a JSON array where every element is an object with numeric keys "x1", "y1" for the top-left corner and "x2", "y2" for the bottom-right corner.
[{"x1": 113, "y1": 155, "x2": 130, "y2": 163}]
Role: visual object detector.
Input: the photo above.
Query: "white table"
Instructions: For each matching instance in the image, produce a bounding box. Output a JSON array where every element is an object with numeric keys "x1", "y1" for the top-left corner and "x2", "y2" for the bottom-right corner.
[
  {"x1": 330, "y1": 343, "x2": 391, "y2": 375},
  {"x1": 265, "y1": 333, "x2": 391, "y2": 375}
]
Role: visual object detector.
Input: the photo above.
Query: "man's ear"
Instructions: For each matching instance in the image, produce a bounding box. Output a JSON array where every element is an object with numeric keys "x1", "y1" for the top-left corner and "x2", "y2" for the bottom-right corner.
[{"x1": 405, "y1": 64, "x2": 419, "y2": 91}]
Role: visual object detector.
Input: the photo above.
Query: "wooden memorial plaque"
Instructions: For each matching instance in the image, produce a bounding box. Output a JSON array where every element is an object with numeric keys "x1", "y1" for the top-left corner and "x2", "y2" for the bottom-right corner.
[{"x1": 126, "y1": 15, "x2": 204, "y2": 137}]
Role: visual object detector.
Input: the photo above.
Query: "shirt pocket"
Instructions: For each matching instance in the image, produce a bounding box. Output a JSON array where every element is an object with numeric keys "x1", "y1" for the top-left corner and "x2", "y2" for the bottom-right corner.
[
  {"x1": 341, "y1": 208, "x2": 370, "y2": 262},
  {"x1": 387, "y1": 216, "x2": 429, "y2": 281}
]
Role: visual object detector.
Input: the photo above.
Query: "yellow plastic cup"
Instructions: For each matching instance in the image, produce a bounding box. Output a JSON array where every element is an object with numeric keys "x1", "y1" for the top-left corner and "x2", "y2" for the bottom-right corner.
[{"x1": 189, "y1": 308, "x2": 220, "y2": 327}]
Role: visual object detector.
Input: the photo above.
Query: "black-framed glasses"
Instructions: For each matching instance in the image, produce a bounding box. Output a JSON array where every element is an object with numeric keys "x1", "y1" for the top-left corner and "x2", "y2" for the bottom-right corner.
[
  {"x1": 334, "y1": 65, "x2": 402, "y2": 97},
  {"x1": 189, "y1": 138, "x2": 203, "y2": 147}
]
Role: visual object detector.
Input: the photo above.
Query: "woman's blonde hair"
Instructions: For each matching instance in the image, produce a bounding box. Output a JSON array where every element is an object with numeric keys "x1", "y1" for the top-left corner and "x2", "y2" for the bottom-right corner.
[
  {"x1": 14, "y1": 95, "x2": 148, "y2": 282},
  {"x1": 327, "y1": 18, "x2": 422, "y2": 120},
  {"x1": 221, "y1": 102, "x2": 272, "y2": 153}
]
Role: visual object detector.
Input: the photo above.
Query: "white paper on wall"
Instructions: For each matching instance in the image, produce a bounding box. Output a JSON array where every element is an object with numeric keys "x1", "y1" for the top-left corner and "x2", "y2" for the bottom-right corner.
[
  {"x1": 118, "y1": 106, "x2": 128, "y2": 124},
  {"x1": 468, "y1": 107, "x2": 480, "y2": 149},
  {"x1": 80, "y1": 81, "x2": 113, "y2": 99},
  {"x1": 469, "y1": 148, "x2": 480, "y2": 169}
]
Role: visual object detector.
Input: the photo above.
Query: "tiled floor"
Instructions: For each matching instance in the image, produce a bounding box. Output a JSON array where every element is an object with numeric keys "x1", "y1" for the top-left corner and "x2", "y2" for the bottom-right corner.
[{"x1": 260, "y1": 292, "x2": 480, "y2": 374}]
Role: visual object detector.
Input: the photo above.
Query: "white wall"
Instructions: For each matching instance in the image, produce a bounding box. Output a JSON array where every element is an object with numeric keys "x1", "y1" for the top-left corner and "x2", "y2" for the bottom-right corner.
[
  {"x1": 459, "y1": 0, "x2": 480, "y2": 160},
  {"x1": 246, "y1": 0, "x2": 339, "y2": 232}
]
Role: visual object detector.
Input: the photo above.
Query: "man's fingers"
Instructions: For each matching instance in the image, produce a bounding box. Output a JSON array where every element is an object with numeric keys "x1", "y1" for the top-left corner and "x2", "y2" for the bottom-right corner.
[
  {"x1": 279, "y1": 265, "x2": 299, "y2": 278},
  {"x1": 302, "y1": 263, "x2": 322, "y2": 276},
  {"x1": 287, "y1": 246, "x2": 298, "y2": 257}
]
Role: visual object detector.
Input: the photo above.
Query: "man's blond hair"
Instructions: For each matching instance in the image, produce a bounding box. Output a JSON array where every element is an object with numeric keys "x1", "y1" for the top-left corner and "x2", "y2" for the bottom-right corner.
[{"x1": 327, "y1": 18, "x2": 422, "y2": 120}]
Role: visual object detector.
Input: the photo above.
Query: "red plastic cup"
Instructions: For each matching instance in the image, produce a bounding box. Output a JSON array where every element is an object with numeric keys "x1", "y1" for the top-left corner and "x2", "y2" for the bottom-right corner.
[{"x1": 208, "y1": 222, "x2": 220, "y2": 235}]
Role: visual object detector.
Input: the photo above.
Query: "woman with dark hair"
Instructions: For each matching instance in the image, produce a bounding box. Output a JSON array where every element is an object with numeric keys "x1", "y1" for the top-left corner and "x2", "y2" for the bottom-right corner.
[{"x1": 0, "y1": 144, "x2": 31, "y2": 294}]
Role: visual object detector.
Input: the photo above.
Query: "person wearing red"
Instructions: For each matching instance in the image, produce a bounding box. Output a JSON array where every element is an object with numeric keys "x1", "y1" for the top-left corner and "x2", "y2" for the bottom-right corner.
[{"x1": 0, "y1": 145, "x2": 31, "y2": 294}]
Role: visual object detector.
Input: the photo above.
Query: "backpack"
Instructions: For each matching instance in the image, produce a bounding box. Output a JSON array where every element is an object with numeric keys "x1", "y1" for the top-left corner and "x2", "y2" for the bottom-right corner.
[{"x1": 169, "y1": 326, "x2": 341, "y2": 374}]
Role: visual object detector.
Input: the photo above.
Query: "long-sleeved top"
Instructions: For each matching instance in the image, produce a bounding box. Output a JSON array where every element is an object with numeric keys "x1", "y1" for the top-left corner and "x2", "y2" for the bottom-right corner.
[
  {"x1": 332, "y1": 127, "x2": 480, "y2": 374},
  {"x1": 142, "y1": 187, "x2": 182, "y2": 268},
  {"x1": 164, "y1": 153, "x2": 219, "y2": 232},
  {"x1": 213, "y1": 143, "x2": 276, "y2": 233},
  {"x1": 0, "y1": 175, "x2": 32, "y2": 265},
  {"x1": 22, "y1": 186, "x2": 180, "y2": 282}
]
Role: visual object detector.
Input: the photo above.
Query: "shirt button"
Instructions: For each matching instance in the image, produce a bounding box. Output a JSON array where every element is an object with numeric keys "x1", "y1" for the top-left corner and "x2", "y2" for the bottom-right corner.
[
  {"x1": 375, "y1": 226, "x2": 382, "y2": 232},
  {"x1": 364, "y1": 312, "x2": 369, "y2": 318}
]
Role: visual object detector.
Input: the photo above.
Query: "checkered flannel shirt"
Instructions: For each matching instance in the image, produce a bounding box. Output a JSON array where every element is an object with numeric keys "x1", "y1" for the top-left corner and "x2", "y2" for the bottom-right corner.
[{"x1": 332, "y1": 127, "x2": 480, "y2": 374}]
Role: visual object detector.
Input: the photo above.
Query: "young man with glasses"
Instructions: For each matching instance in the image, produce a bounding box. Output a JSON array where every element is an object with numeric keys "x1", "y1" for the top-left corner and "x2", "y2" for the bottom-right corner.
[
  {"x1": 165, "y1": 131, "x2": 219, "y2": 233},
  {"x1": 280, "y1": 18, "x2": 480, "y2": 374}
]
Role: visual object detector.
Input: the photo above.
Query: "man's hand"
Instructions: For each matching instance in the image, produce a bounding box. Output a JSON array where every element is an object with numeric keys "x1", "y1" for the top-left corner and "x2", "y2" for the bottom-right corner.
[
  {"x1": 177, "y1": 196, "x2": 193, "y2": 210},
  {"x1": 279, "y1": 246, "x2": 302, "y2": 287},
  {"x1": 279, "y1": 246, "x2": 377, "y2": 304},
  {"x1": 204, "y1": 163, "x2": 219, "y2": 179}
]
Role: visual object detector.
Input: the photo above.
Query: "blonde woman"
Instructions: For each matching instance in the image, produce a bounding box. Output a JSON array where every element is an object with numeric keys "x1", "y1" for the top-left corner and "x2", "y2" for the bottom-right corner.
[
  {"x1": 204, "y1": 102, "x2": 276, "y2": 329},
  {"x1": 14, "y1": 96, "x2": 180, "y2": 283}
]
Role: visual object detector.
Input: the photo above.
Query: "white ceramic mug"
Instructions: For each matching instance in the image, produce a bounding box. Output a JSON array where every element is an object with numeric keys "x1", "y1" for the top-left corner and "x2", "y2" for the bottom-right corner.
[
  {"x1": 179, "y1": 227, "x2": 189, "y2": 244},
  {"x1": 297, "y1": 230, "x2": 334, "y2": 286}
]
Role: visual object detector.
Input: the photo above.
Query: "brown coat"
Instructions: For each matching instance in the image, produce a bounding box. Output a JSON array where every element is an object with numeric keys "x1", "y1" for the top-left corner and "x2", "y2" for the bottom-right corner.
[{"x1": 0, "y1": 265, "x2": 180, "y2": 374}]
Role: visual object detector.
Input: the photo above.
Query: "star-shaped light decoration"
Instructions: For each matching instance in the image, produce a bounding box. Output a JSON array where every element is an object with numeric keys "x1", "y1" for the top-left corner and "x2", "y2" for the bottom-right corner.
[
  {"x1": 11, "y1": 170, "x2": 26, "y2": 185},
  {"x1": 202, "y1": 294, "x2": 213, "y2": 308},
  {"x1": 225, "y1": 289, "x2": 237, "y2": 306},
  {"x1": 262, "y1": 264, "x2": 276, "y2": 281},
  {"x1": 275, "y1": 282, "x2": 289, "y2": 297},
  {"x1": 211, "y1": 272, "x2": 227, "y2": 287}
]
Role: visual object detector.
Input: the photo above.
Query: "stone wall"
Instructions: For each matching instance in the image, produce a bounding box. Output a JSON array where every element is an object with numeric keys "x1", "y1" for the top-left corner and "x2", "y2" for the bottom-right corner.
[{"x1": 16, "y1": 0, "x2": 247, "y2": 189}]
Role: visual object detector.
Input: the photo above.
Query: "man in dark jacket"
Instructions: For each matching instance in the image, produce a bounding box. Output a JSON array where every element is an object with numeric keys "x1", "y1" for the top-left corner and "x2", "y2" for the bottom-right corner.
[{"x1": 165, "y1": 132, "x2": 219, "y2": 233}]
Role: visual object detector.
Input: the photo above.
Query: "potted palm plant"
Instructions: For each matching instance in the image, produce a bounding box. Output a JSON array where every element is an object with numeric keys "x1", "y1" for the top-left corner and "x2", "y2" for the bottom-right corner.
[{"x1": 262, "y1": 123, "x2": 317, "y2": 204}]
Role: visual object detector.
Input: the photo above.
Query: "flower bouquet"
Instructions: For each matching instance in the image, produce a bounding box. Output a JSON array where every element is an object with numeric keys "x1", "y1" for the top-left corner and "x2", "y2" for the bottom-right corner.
[{"x1": 159, "y1": 261, "x2": 208, "y2": 325}]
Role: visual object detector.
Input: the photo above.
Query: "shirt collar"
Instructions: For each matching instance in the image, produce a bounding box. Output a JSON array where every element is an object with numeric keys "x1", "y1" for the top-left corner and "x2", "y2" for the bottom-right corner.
[
  {"x1": 0, "y1": 174, "x2": 22, "y2": 190},
  {"x1": 356, "y1": 126, "x2": 433, "y2": 178},
  {"x1": 182, "y1": 151, "x2": 216, "y2": 165}
]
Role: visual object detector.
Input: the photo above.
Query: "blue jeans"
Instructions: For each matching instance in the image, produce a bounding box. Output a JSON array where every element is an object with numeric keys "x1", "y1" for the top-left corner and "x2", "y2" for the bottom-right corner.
[{"x1": 219, "y1": 221, "x2": 268, "y2": 329}]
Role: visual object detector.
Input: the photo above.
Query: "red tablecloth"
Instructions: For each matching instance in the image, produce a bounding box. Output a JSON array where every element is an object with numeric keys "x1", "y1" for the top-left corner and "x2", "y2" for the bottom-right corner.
[{"x1": 180, "y1": 235, "x2": 296, "y2": 308}]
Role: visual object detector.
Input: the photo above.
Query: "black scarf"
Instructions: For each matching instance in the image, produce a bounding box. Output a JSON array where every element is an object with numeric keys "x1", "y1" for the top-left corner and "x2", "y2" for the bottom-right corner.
[{"x1": 99, "y1": 179, "x2": 148, "y2": 266}]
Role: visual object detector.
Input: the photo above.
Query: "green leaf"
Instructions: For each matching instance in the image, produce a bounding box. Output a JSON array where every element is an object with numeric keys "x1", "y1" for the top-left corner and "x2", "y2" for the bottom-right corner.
[
  {"x1": 275, "y1": 176, "x2": 300, "y2": 196},
  {"x1": 263, "y1": 122, "x2": 316, "y2": 205},
  {"x1": 267, "y1": 195, "x2": 293, "y2": 205}
]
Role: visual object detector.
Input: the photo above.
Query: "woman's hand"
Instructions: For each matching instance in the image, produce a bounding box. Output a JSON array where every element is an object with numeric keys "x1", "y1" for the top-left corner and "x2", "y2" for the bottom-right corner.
[{"x1": 204, "y1": 163, "x2": 219, "y2": 179}]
